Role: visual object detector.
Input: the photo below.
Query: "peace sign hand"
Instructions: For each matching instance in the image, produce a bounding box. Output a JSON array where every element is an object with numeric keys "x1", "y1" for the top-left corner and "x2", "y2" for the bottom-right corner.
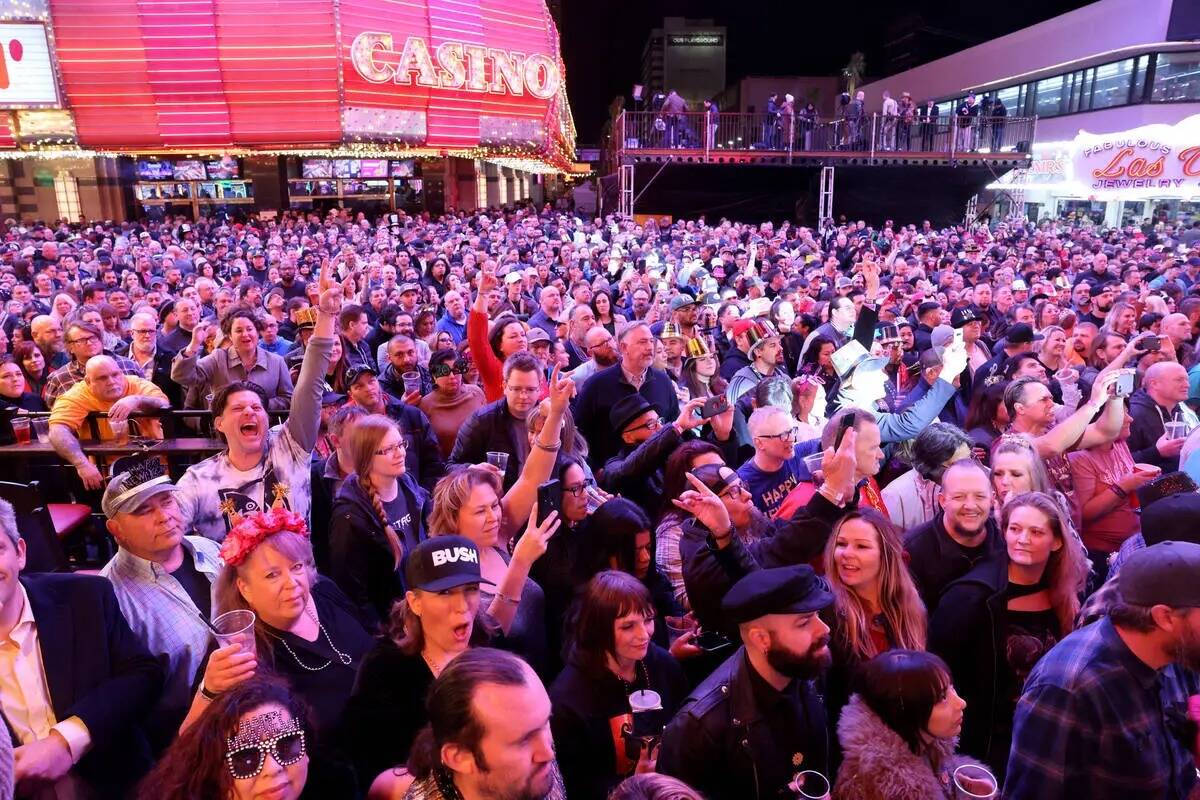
[{"x1": 512, "y1": 503, "x2": 560, "y2": 567}]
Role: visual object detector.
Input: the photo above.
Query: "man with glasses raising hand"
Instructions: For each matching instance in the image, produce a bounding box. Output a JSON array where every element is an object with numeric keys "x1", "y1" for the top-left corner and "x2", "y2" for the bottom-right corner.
[{"x1": 601, "y1": 393, "x2": 733, "y2": 512}]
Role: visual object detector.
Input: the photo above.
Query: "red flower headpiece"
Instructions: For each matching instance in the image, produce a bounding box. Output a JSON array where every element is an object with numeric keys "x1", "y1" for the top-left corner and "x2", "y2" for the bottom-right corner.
[{"x1": 219, "y1": 507, "x2": 310, "y2": 567}]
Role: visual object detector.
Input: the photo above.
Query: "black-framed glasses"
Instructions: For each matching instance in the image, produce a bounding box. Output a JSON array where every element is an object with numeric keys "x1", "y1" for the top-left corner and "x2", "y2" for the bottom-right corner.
[
  {"x1": 67, "y1": 334, "x2": 99, "y2": 346},
  {"x1": 758, "y1": 427, "x2": 800, "y2": 442},
  {"x1": 627, "y1": 416, "x2": 663, "y2": 433},
  {"x1": 431, "y1": 360, "x2": 469, "y2": 379},
  {"x1": 564, "y1": 479, "x2": 595, "y2": 498},
  {"x1": 717, "y1": 480, "x2": 748, "y2": 500},
  {"x1": 226, "y1": 728, "x2": 307, "y2": 780}
]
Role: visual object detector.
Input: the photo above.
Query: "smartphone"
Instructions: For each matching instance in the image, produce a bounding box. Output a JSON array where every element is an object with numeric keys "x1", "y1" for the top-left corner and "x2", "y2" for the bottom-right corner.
[
  {"x1": 700, "y1": 395, "x2": 729, "y2": 420},
  {"x1": 834, "y1": 412, "x2": 855, "y2": 450},
  {"x1": 953, "y1": 327, "x2": 964, "y2": 348},
  {"x1": 536, "y1": 479, "x2": 562, "y2": 527},
  {"x1": 1143, "y1": 335, "x2": 1162, "y2": 352},
  {"x1": 1115, "y1": 371, "x2": 1135, "y2": 398},
  {"x1": 693, "y1": 629, "x2": 734, "y2": 653}
]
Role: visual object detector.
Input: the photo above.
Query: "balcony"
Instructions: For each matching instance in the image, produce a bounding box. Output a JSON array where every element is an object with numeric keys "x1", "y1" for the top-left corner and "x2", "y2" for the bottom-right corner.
[{"x1": 608, "y1": 110, "x2": 1036, "y2": 170}]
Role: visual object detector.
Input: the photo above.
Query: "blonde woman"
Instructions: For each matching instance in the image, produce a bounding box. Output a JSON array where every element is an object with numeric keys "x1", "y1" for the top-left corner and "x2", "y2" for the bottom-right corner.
[
  {"x1": 329, "y1": 414, "x2": 427, "y2": 629},
  {"x1": 928, "y1": 491, "x2": 1089, "y2": 775},
  {"x1": 823, "y1": 508, "x2": 927, "y2": 737},
  {"x1": 189, "y1": 509, "x2": 374, "y2": 797}
]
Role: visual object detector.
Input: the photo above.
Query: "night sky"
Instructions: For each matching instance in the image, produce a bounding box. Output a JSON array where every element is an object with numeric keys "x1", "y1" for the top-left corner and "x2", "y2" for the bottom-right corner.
[{"x1": 561, "y1": 0, "x2": 1094, "y2": 143}]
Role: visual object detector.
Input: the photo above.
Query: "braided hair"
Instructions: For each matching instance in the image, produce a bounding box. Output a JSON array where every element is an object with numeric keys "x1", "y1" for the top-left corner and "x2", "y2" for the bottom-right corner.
[{"x1": 343, "y1": 414, "x2": 405, "y2": 567}]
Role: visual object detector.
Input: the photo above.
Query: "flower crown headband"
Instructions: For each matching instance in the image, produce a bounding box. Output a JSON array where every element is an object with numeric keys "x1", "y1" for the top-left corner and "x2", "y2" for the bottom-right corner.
[{"x1": 219, "y1": 507, "x2": 310, "y2": 567}]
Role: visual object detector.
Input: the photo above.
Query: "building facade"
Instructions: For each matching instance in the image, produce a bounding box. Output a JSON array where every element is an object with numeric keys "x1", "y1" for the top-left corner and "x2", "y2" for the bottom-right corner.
[
  {"x1": 0, "y1": 0, "x2": 577, "y2": 221},
  {"x1": 641, "y1": 17, "x2": 726, "y2": 108},
  {"x1": 856, "y1": 0, "x2": 1200, "y2": 224}
]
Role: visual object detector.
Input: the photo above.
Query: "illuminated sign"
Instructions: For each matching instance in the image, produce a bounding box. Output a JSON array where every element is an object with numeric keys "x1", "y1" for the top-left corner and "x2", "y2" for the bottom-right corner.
[
  {"x1": 667, "y1": 33, "x2": 724, "y2": 46},
  {"x1": 1070, "y1": 115, "x2": 1200, "y2": 197},
  {"x1": 350, "y1": 33, "x2": 560, "y2": 100},
  {"x1": 0, "y1": 23, "x2": 58, "y2": 107}
]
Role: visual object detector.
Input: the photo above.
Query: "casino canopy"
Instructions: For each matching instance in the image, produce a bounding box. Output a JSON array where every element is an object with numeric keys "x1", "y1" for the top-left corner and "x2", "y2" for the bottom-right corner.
[{"x1": 0, "y1": 0, "x2": 575, "y2": 171}]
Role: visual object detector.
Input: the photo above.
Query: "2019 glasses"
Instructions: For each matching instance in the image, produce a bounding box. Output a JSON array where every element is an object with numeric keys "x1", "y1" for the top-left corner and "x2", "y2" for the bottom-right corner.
[
  {"x1": 225, "y1": 713, "x2": 307, "y2": 780},
  {"x1": 430, "y1": 359, "x2": 470, "y2": 379}
]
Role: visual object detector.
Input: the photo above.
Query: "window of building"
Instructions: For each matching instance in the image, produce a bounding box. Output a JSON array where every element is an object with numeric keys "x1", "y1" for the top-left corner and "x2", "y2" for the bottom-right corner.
[
  {"x1": 995, "y1": 84, "x2": 1021, "y2": 116},
  {"x1": 1034, "y1": 74, "x2": 1066, "y2": 117},
  {"x1": 1152, "y1": 52, "x2": 1200, "y2": 102},
  {"x1": 1090, "y1": 58, "x2": 1136, "y2": 110},
  {"x1": 53, "y1": 172, "x2": 81, "y2": 221}
]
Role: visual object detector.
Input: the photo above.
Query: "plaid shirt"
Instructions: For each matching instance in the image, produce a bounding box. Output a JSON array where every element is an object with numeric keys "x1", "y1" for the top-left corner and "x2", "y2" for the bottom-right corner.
[
  {"x1": 43, "y1": 354, "x2": 143, "y2": 408},
  {"x1": 100, "y1": 536, "x2": 222, "y2": 738},
  {"x1": 1004, "y1": 616, "x2": 1200, "y2": 800}
]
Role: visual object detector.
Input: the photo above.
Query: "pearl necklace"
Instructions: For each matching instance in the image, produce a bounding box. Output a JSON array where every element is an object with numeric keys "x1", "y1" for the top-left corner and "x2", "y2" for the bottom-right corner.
[{"x1": 269, "y1": 605, "x2": 353, "y2": 672}]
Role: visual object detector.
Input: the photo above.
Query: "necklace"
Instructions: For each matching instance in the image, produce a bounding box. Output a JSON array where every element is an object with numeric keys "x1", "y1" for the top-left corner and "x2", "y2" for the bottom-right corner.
[
  {"x1": 267, "y1": 605, "x2": 353, "y2": 672},
  {"x1": 615, "y1": 658, "x2": 649, "y2": 696},
  {"x1": 422, "y1": 649, "x2": 448, "y2": 677}
]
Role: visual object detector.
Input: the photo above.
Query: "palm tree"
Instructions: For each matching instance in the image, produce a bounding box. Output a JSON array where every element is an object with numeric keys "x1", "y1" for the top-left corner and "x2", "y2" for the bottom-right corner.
[{"x1": 842, "y1": 52, "x2": 866, "y2": 95}]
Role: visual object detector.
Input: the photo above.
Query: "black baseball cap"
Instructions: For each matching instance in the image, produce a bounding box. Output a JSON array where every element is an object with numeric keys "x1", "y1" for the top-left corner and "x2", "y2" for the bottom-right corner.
[
  {"x1": 609, "y1": 394, "x2": 656, "y2": 434},
  {"x1": 722, "y1": 565, "x2": 833, "y2": 624},
  {"x1": 1120, "y1": 542, "x2": 1200, "y2": 607},
  {"x1": 345, "y1": 363, "x2": 379, "y2": 385},
  {"x1": 405, "y1": 536, "x2": 494, "y2": 592}
]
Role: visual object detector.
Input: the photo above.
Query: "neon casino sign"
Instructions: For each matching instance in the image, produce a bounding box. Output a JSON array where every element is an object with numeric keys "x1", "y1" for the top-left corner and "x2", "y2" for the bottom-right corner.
[{"x1": 350, "y1": 32, "x2": 561, "y2": 100}]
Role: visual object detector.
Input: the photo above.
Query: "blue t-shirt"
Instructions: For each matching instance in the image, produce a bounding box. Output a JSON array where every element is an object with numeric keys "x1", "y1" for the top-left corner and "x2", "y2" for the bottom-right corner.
[{"x1": 738, "y1": 448, "x2": 810, "y2": 516}]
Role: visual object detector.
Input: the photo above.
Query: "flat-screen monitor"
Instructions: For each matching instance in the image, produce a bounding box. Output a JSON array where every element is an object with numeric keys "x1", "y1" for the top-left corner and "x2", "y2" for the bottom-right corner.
[
  {"x1": 332, "y1": 159, "x2": 359, "y2": 178},
  {"x1": 172, "y1": 159, "x2": 206, "y2": 180},
  {"x1": 391, "y1": 159, "x2": 415, "y2": 177},
  {"x1": 359, "y1": 159, "x2": 388, "y2": 178},
  {"x1": 137, "y1": 160, "x2": 173, "y2": 180},
  {"x1": 302, "y1": 159, "x2": 332, "y2": 178},
  {"x1": 207, "y1": 157, "x2": 240, "y2": 179}
]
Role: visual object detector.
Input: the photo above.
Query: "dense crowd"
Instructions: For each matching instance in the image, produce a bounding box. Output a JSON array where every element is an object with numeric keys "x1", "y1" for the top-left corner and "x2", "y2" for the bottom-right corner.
[{"x1": 0, "y1": 204, "x2": 1199, "y2": 800}]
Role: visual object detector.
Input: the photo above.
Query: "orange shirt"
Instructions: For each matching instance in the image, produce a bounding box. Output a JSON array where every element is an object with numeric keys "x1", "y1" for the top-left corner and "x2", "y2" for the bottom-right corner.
[{"x1": 49, "y1": 376, "x2": 166, "y2": 440}]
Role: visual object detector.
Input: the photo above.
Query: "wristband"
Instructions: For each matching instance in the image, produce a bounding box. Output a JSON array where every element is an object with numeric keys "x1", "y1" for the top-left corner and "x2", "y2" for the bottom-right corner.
[
  {"x1": 200, "y1": 683, "x2": 217, "y2": 701},
  {"x1": 494, "y1": 592, "x2": 520, "y2": 605},
  {"x1": 1111, "y1": 485, "x2": 1128, "y2": 499},
  {"x1": 533, "y1": 438, "x2": 561, "y2": 453}
]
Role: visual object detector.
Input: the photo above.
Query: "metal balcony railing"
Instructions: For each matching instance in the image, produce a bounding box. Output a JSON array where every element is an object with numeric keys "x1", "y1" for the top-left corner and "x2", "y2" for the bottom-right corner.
[{"x1": 613, "y1": 110, "x2": 1036, "y2": 163}]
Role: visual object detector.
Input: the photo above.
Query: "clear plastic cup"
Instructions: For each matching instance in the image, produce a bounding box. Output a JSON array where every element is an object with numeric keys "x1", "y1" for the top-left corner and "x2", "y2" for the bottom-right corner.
[
  {"x1": 212, "y1": 609, "x2": 257, "y2": 658},
  {"x1": 789, "y1": 769, "x2": 831, "y2": 799},
  {"x1": 664, "y1": 615, "x2": 697, "y2": 645},
  {"x1": 802, "y1": 452, "x2": 825, "y2": 483},
  {"x1": 1165, "y1": 420, "x2": 1189, "y2": 440},
  {"x1": 402, "y1": 371, "x2": 422, "y2": 394},
  {"x1": 487, "y1": 452, "x2": 510, "y2": 472},
  {"x1": 953, "y1": 764, "x2": 998, "y2": 799},
  {"x1": 108, "y1": 418, "x2": 129, "y2": 444},
  {"x1": 31, "y1": 418, "x2": 50, "y2": 443}
]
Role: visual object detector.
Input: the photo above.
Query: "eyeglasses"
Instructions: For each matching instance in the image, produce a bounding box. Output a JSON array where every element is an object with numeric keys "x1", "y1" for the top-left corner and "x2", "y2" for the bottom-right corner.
[
  {"x1": 374, "y1": 441, "x2": 407, "y2": 457},
  {"x1": 431, "y1": 360, "x2": 469, "y2": 379},
  {"x1": 717, "y1": 480, "x2": 748, "y2": 500},
  {"x1": 131, "y1": 329, "x2": 156, "y2": 335},
  {"x1": 505, "y1": 385, "x2": 539, "y2": 396},
  {"x1": 563, "y1": 479, "x2": 596, "y2": 498},
  {"x1": 626, "y1": 416, "x2": 663, "y2": 433},
  {"x1": 226, "y1": 728, "x2": 307, "y2": 780},
  {"x1": 67, "y1": 334, "x2": 99, "y2": 346},
  {"x1": 758, "y1": 427, "x2": 800, "y2": 442}
]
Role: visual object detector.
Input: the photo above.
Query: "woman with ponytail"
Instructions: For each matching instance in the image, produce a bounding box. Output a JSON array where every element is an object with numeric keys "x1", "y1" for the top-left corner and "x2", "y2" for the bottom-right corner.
[{"x1": 329, "y1": 413, "x2": 432, "y2": 630}]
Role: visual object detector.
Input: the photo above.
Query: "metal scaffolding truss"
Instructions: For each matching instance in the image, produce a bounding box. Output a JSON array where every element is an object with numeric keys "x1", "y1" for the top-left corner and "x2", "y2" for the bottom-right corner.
[{"x1": 818, "y1": 166, "x2": 834, "y2": 223}]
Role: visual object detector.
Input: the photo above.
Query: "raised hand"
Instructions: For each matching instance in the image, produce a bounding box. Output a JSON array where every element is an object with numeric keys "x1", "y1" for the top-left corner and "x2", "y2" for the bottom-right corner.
[
  {"x1": 672, "y1": 471, "x2": 731, "y2": 536},
  {"x1": 547, "y1": 364, "x2": 575, "y2": 413},
  {"x1": 512, "y1": 503, "x2": 560, "y2": 566},
  {"x1": 821, "y1": 426, "x2": 858, "y2": 501}
]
